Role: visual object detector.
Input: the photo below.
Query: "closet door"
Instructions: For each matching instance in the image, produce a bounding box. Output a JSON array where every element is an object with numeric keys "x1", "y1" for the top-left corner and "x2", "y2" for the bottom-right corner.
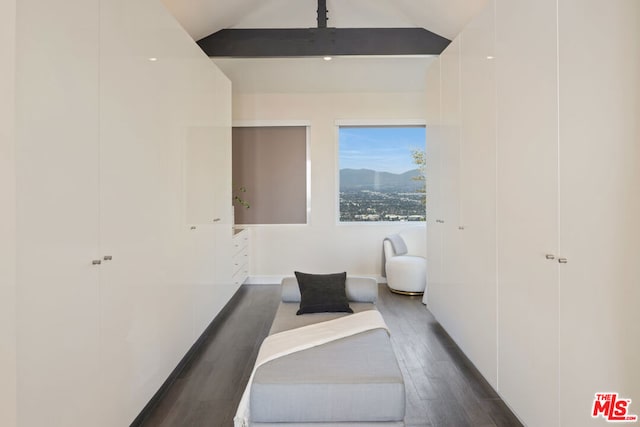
[
  {"x1": 425, "y1": 58, "x2": 442, "y2": 306},
  {"x1": 97, "y1": 2, "x2": 234, "y2": 421},
  {"x1": 97, "y1": 2, "x2": 200, "y2": 422},
  {"x1": 495, "y1": 0, "x2": 559, "y2": 425},
  {"x1": 184, "y1": 125, "x2": 232, "y2": 281},
  {"x1": 457, "y1": 3, "x2": 498, "y2": 387},
  {"x1": 430, "y1": 37, "x2": 464, "y2": 338},
  {"x1": 426, "y1": 129, "x2": 443, "y2": 304},
  {"x1": 558, "y1": 1, "x2": 640, "y2": 425},
  {"x1": 15, "y1": 0, "x2": 101, "y2": 424},
  {"x1": 185, "y1": 88, "x2": 232, "y2": 228},
  {"x1": 184, "y1": 76, "x2": 235, "y2": 334}
]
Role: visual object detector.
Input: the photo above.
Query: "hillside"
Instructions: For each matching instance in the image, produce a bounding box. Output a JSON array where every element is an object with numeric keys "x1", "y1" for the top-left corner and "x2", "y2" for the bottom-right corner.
[{"x1": 340, "y1": 168, "x2": 423, "y2": 192}]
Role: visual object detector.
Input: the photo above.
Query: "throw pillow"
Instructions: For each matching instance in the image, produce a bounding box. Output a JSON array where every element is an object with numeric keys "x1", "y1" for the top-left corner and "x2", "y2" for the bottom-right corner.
[{"x1": 294, "y1": 271, "x2": 353, "y2": 315}]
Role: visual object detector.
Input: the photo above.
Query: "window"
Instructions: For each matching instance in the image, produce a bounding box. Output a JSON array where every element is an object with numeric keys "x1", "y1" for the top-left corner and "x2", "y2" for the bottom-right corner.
[
  {"x1": 338, "y1": 125, "x2": 426, "y2": 222},
  {"x1": 232, "y1": 126, "x2": 308, "y2": 225}
]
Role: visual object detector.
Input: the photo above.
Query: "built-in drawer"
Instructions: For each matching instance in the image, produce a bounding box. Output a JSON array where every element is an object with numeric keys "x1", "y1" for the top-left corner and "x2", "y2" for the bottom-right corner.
[
  {"x1": 232, "y1": 231, "x2": 249, "y2": 255},
  {"x1": 232, "y1": 263, "x2": 249, "y2": 287},
  {"x1": 232, "y1": 229, "x2": 250, "y2": 285}
]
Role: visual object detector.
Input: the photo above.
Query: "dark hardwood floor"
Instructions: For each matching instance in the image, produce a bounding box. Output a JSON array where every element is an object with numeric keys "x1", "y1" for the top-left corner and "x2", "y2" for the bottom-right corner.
[{"x1": 140, "y1": 284, "x2": 522, "y2": 427}]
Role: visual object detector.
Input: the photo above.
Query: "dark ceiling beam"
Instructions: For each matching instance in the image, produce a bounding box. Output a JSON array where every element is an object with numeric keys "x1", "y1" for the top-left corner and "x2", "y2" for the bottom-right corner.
[
  {"x1": 197, "y1": 28, "x2": 451, "y2": 57},
  {"x1": 317, "y1": 0, "x2": 328, "y2": 29}
]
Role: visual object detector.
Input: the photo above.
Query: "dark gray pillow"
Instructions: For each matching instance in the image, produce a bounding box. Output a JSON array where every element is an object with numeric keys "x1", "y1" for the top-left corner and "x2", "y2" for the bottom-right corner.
[{"x1": 294, "y1": 271, "x2": 353, "y2": 315}]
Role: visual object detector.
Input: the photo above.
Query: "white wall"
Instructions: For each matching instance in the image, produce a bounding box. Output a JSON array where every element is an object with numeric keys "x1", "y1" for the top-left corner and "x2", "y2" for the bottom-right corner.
[
  {"x1": 233, "y1": 92, "x2": 426, "y2": 280},
  {"x1": 12, "y1": 0, "x2": 233, "y2": 425},
  {"x1": 0, "y1": 0, "x2": 17, "y2": 425}
]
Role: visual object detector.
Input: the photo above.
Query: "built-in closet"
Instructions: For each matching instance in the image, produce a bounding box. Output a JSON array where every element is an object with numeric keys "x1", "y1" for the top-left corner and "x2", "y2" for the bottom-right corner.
[
  {"x1": 14, "y1": 0, "x2": 235, "y2": 425},
  {"x1": 426, "y1": 1, "x2": 640, "y2": 426}
]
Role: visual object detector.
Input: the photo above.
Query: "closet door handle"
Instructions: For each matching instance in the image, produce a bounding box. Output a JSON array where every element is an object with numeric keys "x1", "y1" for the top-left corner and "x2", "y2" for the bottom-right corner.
[
  {"x1": 92, "y1": 260, "x2": 102, "y2": 265},
  {"x1": 558, "y1": 258, "x2": 568, "y2": 264},
  {"x1": 545, "y1": 254, "x2": 555, "y2": 260},
  {"x1": 103, "y1": 255, "x2": 113, "y2": 261}
]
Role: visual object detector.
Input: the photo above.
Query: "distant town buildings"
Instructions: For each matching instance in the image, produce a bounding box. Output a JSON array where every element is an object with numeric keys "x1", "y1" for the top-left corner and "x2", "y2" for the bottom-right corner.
[{"x1": 339, "y1": 190, "x2": 426, "y2": 222}]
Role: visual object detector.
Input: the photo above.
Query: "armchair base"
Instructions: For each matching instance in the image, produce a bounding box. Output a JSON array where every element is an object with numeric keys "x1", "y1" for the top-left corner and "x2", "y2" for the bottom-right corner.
[{"x1": 387, "y1": 286, "x2": 424, "y2": 296}]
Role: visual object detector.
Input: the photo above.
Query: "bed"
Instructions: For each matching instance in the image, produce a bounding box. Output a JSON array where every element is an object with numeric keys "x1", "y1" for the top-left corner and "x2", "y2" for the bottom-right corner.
[{"x1": 237, "y1": 275, "x2": 406, "y2": 427}]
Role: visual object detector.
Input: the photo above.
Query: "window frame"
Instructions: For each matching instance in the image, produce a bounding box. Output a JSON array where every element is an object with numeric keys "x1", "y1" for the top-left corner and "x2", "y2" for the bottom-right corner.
[
  {"x1": 232, "y1": 120, "x2": 311, "y2": 226},
  {"x1": 334, "y1": 119, "x2": 427, "y2": 225}
]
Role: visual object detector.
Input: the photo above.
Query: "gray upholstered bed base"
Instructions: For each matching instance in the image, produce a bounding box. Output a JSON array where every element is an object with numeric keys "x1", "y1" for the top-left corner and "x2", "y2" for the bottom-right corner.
[
  {"x1": 251, "y1": 423, "x2": 405, "y2": 427},
  {"x1": 248, "y1": 277, "x2": 406, "y2": 426}
]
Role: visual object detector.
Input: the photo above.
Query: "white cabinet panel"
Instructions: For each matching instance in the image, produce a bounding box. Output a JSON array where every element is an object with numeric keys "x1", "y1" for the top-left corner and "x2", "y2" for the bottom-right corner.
[
  {"x1": 440, "y1": 37, "x2": 462, "y2": 283},
  {"x1": 98, "y1": 1, "x2": 196, "y2": 422},
  {"x1": 185, "y1": 126, "x2": 232, "y2": 225},
  {"x1": 15, "y1": 0, "x2": 102, "y2": 425},
  {"x1": 97, "y1": 0, "x2": 234, "y2": 423},
  {"x1": 425, "y1": 126, "x2": 443, "y2": 306},
  {"x1": 495, "y1": 0, "x2": 559, "y2": 425},
  {"x1": 13, "y1": 0, "x2": 234, "y2": 424},
  {"x1": 558, "y1": 1, "x2": 640, "y2": 425},
  {"x1": 0, "y1": 0, "x2": 17, "y2": 422},
  {"x1": 432, "y1": 2, "x2": 640, "y2": 426},
  {"x1": 457, "y1": 3, "x2": 497, "y2": 388},
  {"x1": 430, "y1": 37, "x2": 465, "y2": 340},
  {"x1": 424, "y1": 58, "x2": 441, "y2": 128},
  {"x1": 183, "y1": 225, "x2": 218, "y2": 285},
  {"x1": 183, "y1": 224, "x2": 232, "y2": 286},
  {"x1": 184, "y1": 73, "x2": 231, "y2": 226},
  {"x1": 187, "y1": 225, "x2": 234, "y2": 337},
  {"x1": 427, "y1": 4, "x2": 498, "y2": 388},
  {"x1": 425, "y1": 57, "x2": 442, "y2": 307}
]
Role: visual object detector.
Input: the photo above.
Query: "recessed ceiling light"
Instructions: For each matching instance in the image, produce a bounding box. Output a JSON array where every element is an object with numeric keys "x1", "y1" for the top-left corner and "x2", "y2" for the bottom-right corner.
[
  {"x1": 148, "y1": 57, "x2": 158, "y2": 62},
  {"x1": 323, "y1": 56, "x2": 332, "y2": 61},
  {"x1": 486, "y1": 55, "x2": 495, "y2": 60}
]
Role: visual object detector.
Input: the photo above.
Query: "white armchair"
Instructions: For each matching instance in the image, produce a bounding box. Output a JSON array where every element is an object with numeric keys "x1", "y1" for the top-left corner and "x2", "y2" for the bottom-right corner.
[{"x1": 383, "y1": 226, "x2": 427, "y2": 296}]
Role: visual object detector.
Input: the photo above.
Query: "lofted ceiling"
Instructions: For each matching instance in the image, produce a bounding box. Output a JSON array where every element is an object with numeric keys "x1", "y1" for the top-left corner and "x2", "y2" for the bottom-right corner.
[
  {"x1": 162, "y1": 0, "x2": 488, "y2": 43},
  {"x1": 161, "y1": 0, "x2": 487, "y2": 94}
]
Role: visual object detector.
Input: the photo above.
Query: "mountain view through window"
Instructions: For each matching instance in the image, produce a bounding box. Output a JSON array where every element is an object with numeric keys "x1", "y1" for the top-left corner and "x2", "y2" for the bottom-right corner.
[{"x1": 339, "y1": 126, "x2": 426, "y2": 222}]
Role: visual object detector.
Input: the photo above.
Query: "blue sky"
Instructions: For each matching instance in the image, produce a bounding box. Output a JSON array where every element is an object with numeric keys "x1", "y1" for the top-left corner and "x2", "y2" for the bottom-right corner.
[{"x1": 339, "y1": 126, "x2": 426, "y2": 174}]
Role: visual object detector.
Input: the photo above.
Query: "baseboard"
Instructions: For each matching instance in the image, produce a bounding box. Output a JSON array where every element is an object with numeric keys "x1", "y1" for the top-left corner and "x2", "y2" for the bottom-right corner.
[
  {"x1": 244, "y1": 275, "x2": 285, "y2": 285},
  {"x1": 245, "y1": 275, "x2": 386, "y2": 285},
  {"x1": 129, "y1": 285, "x2": 247, "y2": 427}
]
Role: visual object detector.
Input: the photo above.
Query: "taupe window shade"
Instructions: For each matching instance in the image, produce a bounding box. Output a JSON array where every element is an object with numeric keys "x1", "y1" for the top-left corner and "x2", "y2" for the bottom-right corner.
[{"x1": 232, "y1": 126, "x2": 307, "y2": 224}]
